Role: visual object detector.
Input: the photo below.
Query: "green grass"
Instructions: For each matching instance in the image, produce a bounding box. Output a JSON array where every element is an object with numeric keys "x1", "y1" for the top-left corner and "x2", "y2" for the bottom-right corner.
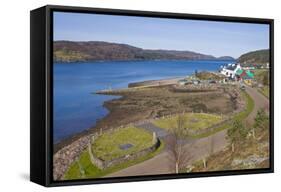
[
  {"x1": 191, "y1": 122, "x2": 229, "y2": 139},
  {"x1": 253, "y1": 69, "x2": 268, "y2": 75},
  {"x1": 233, "y1": 91, "x2": 254, "y2": 122},
  {"x1": 64, "y1": 91, "x2": 255, "y2": 180},
  {"x1": 259, "y1": 86, "x2": 269, "y2": 99},
  {"x1": 253, "y1": 69, "x2": 269, "y2": 99},
  {"x1": 191, "y1": 106, "x2": 269, "y2": 172},
  {"x1": 153, "y1": 113, "x2": 224, "y2": 131},
  {"x1": 63, "y1": 140, "x2": 164, "y2": 180},
  {"x1": 92, "y1": 126, "x2": 153, "y2": 161},
  {"x1": 195, "y1": 71, "x2": 224, "y2": 80},
  {"x1": 153, "y1": 91, "x2": 254, "y2": 140},
  {"x1": 253, "y1": 69, "x2": 269, "y2": 85},
  {"x1": 192, "y1": 91, "x2": 254, "y2": 139}
]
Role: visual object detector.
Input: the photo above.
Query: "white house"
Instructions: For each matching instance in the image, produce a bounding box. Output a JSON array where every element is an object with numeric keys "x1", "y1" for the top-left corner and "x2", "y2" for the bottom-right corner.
[{"x1": 219, "y1": 63, "x2": 242, "y2": 79}]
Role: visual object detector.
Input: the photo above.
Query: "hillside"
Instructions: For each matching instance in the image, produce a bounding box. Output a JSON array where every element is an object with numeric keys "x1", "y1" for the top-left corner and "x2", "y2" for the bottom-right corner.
[
  {"x1": 217, "y1": 56, "x2": 235, "y2": 60},
  {"x1": 53, "y1": 41, "x2": 234, "y2": 62},
  {"x1": 238, "y1": 49, "x2": 269, "y2": 66}
]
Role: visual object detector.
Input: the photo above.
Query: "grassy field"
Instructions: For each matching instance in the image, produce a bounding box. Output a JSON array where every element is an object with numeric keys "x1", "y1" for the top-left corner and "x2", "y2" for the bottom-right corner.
[
  {"x1": 195, "y1": 71, "x2": 224, "y2": 80},
  {"x1": 253, "y1": 69, "x2": 269, "y2": 84},
  {"x1": 259, "y1": 86, "x2": 269, "y2": 98},
  {"x1": 191, "y1": 133, "x2": 269, "y2": 172},
  {"x1": 196, "y1": 91, "x2": 254, "y2": 137},
  {"x1": 188, "y1": 89, "x2": 269, "y2": 172},
  {"x1": 253, "y1": 69, "x2": 268, "y2": 78},
  {"x1": 178, "y1": 90, "x2": 253, "y2": 139},
  {"x1": 63, "y1": 140, "x2": 164, "y2": 180},
  {"x1": 252, "y1": 69, "x2": 269, "y2": 99},
  {"x1": 152, "y1": 89, "x2": 254, "y2": 140},
  {"x1": 151, "y1": 91, "x2": 253, "y2": 138},
  {"x1": 191, "y1": 113, "x2": 269, "y2": 172},
  {"x1": 92, "y1": 126, "x2": 153, "y2": 161},
  {"x1": 233, "y1": 91, "x2": 254, "y2": 122},
  {"x1": 153, "y1": 113, "x2": 224, "y2": 132}
]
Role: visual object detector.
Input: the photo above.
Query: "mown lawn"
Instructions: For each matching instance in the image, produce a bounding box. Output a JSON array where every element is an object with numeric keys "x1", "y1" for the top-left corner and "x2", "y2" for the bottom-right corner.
[
  {"x1": 92, "y1": 126, "x2": 153, "y2": 161},
  {"x1": 153, "y1": 113, "x2": 224, "y2": 131},
  {"x1": 63, "y1": 140, "x2": 164, "y2": 180}
]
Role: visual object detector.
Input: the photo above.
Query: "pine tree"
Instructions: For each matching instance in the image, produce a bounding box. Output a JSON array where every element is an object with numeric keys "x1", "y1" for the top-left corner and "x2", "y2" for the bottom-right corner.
[
  {"x1": 227, "y1": 120, "x2": 248, "y2": 152},
  {"x1": 253, "y1": 109, "x2": 269, "y2": 134}
]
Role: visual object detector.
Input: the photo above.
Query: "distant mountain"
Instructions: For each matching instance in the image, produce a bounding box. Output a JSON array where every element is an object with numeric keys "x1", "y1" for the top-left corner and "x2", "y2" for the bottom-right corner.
[
  {"x1": 217, "y1": 56, "x2": 235, "y2": 61},
  {"x1": 53, "y1": 41, "x2": 232, "y2": 62},
  {"x1": 238, "y1": 49, "x2": 269, "y2": 66}
]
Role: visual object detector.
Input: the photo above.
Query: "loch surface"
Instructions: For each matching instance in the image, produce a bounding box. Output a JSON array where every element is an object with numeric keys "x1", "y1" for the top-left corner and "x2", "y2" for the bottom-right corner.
[{"x1": 53, "y1": 60, "x2": 231, "y2": 143}]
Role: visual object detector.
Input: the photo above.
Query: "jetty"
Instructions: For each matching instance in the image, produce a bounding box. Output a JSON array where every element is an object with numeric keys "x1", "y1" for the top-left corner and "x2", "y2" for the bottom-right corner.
[{"x1": 96, "y1": 77, "x2": 184, "y2": 94}]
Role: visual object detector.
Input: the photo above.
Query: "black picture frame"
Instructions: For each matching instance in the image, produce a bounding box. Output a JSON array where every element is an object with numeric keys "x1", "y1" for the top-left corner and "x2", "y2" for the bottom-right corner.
[{"x1": 30, "y1": 4, "x2": 274, "y2": 187}]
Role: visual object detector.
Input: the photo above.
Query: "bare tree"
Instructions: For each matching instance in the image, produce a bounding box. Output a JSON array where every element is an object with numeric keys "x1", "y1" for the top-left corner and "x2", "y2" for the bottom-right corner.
[
  {"x1": 209, "y1": 134, "x2": 215, "y2": 155},
  {"x1": 166, "y1": 114, "x2": 191, "y2": 173}
]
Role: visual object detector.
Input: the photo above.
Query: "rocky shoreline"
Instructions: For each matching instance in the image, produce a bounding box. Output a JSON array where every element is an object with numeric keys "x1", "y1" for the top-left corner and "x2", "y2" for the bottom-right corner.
[
  {"x1": 53, "y1": 135, "x2": 91, "y2": 180},
  {"x1": 53, "y1": 81, "x2": 242, "y2": 180}
]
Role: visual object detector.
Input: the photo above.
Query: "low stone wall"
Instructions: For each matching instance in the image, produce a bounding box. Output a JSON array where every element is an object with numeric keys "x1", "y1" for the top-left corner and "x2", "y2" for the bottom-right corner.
[
  {"x1": 53, "y1": 136, "x2": 90, "y2": 180},
  {"x1": 171, "y1": 84, "x2": 221, "y2": 93},
  {"x1": 88, "y1": 141, "x2": 104, "y2": 169},
  {"x1": 88, "y1": 135, "x2": 160, "y2": 169}
]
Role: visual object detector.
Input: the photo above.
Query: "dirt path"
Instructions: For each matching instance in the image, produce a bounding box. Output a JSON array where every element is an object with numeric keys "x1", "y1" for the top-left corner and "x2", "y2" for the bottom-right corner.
[{"x1": 105, "y1": 87, "x2": 268, "y2": 177}]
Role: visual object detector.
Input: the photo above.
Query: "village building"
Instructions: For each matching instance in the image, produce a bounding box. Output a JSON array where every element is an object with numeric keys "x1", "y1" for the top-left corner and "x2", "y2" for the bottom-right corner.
[
  {"x1": 220, "y1": 63, "x2": 254, "y2": 85},
  {"x1": 237, "y1": 70, "x2": 254, "y2": 85},
  {"x1": 219, "y1": 63, "x2": 242, "y2": 79}
]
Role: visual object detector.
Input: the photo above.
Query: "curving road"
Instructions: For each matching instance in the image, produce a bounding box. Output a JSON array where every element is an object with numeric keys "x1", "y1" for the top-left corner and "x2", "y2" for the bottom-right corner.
[
  {"x1": 244, "y1": 86, "x2": 269, "y2": 123},
  {"x1": 105, "y1": 86, "x2": 269, "y2": 177}
]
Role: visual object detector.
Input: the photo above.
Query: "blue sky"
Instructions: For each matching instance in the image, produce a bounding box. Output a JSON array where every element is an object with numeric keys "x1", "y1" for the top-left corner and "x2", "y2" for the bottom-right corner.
[{"x1": 54, "y1": 12, "x2": 269, "y2": 58}]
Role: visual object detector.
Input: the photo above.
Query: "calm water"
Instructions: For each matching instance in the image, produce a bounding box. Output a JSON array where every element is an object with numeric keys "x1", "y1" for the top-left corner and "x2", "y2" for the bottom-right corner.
[{"x1": 53, "y1": 60, "x2": 231, "y2": 143}]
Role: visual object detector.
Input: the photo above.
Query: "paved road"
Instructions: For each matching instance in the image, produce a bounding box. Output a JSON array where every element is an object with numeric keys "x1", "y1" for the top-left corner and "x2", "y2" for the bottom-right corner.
[
  {"x1": 135, "y1": 122, "x2": 170, "y2": 138},
  {"x1": 105, "y1": 87, "x2": 268, "y2": 177},
  {"x1": 244, "y1": 86, "x2": 269, "y2": 123},
  {"x1": 106, "y1": 129, "x2": 227, "y2": 177}
]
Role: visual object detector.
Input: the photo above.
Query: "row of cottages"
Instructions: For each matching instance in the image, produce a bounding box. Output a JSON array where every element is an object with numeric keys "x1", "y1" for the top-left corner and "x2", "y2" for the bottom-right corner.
[
  {"x1": 235, "y1": 68, "x2": 255, "y2": 85},
  {"x1": 219, "y1": 63, "x2": 254, "y2": 85}
]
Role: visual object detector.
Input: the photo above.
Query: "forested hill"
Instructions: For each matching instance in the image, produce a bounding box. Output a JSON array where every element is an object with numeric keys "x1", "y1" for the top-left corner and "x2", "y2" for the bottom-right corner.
[
  {"x1": 238, "y1": 49, "x2": 269, "y2": 65},
  {"x1": 53, "y1": 41, "x2": 235, "y2": 62}
]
